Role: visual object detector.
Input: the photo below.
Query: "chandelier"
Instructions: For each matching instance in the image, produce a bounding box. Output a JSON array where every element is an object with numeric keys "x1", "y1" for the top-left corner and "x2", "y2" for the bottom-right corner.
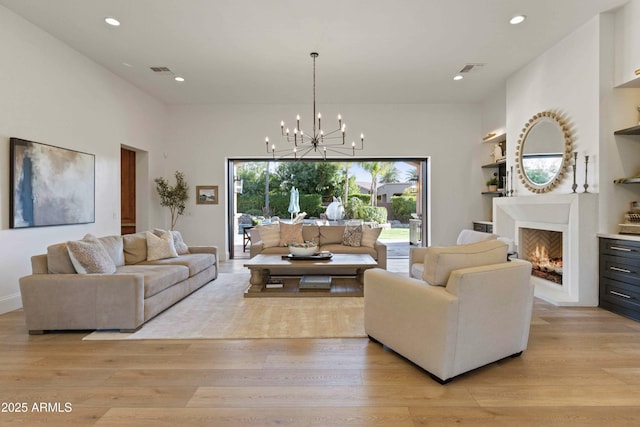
[{"x1": 265, "y1": 52, "x2": 364, "y2": 159}]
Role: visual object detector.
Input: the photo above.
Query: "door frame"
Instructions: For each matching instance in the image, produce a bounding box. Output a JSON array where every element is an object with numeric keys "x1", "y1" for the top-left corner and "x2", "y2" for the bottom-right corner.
[{"x1": 226, "y1": 157, "x2": 430, "y2": 259}]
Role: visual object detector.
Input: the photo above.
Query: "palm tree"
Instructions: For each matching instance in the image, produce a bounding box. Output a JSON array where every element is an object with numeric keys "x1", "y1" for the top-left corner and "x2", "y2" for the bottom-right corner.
[
  {"x1": 380, "y1": 167, "x2": 399, "y2": 184},
  {"x1": 359, "y1": 161, "x2": 394, "y2": 206},
  {"x1": 343, "y1": 162, "x2": 351, "y2": 204},
  {"x1": 405, "y1": 167, "x2": 418, "y2": 183}
]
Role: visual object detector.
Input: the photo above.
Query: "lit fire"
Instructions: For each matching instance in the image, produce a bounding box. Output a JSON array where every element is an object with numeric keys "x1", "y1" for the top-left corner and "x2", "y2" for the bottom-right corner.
[{"x1": 529, "y1": 244, "x2": 563, "y2": 275}]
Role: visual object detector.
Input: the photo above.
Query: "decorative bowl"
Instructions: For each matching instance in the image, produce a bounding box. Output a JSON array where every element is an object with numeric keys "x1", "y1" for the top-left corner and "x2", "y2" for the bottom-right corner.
[{"x1": 288, "y1": 243, "x2": 318, "y2": 257}]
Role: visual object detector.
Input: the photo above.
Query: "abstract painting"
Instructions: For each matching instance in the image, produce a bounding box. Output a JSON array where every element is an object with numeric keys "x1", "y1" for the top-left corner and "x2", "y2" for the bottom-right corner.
[{"x1": 10, "y1": 138, "x2": 95, "y2": 228}]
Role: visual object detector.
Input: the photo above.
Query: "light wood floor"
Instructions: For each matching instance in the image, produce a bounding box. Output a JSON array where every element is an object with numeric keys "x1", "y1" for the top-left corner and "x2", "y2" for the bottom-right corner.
[{"x1": 2, "y1": 259, "x2": 640, "y2": 426}]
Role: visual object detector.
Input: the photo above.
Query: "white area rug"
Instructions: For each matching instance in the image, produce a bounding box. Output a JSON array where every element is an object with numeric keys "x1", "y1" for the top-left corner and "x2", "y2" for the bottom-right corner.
[{"x1": 83, "y1": 272, "x2": 365, "y2": 340}]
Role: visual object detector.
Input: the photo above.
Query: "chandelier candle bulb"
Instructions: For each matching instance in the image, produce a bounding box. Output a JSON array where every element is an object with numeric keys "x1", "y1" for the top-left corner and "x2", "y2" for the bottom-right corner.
[{"x1": 296, "y1": 115, "x2": 300, "y2": 130}]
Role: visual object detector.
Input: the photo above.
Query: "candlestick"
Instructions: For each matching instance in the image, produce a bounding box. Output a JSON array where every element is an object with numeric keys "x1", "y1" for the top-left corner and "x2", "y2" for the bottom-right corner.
[
  {"x1": 571, "y1": 152, "x2": 578, "y2": 193},
  {"x1": 510, "y1": 166, "x2": 514, "y2": 196},
  {"x1": 583, "y1": 155, "x2": 589, "y2": 193}
]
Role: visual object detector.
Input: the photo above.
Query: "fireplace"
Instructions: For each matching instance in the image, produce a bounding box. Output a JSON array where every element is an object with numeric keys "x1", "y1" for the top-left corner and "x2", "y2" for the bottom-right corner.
[
  {"x1": 520, "y1": 228, "x2": 563, "y2": 285},
  {"x1": 493, "y1": 193, "x2": 598, "y2": 306}
]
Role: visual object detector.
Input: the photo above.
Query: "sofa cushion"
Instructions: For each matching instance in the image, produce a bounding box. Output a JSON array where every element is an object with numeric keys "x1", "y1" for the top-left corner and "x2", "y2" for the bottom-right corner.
[
  {"x1": 342, "y1": 224, "x2": 363, "y2": 247},
  {"x1": 260, "y1": 246, "x2": 290, "y2": 255},
  {"x1": 456, "y1": 229, "x2": 498, "y2": 245},
  {"x1": 47, "y1": 242, "x2": 76, "y2": 274},
  {"x1": 146, "y1": 231, "x2": 178, "y2": 261},
  {"x1": 123, "y1": 232, "x2": 148, "y2": 265},
  {"x1": 422, "y1": 240, "x2": 508, "y2": 286},
  {"x1": 153, "y1": 229, "x2": 190, "y2": 255},
  {"x1": 361, "y1": 226, "x2": 382, "y2": 248},
  {"x1": 67, "y1": 234, "x2": 117, "y2": 274},
  {"x1": 319, "y1": 225, "x2": 345, "y2": 245},
  {"x1": 279, "y1": 222, "x2": 304, "y2": 246},
  {"x1": 320, "y1": 244, "x2": 378, "y2": 259},
  {"x1": 98, "y1": 235, "x2": 125, "y2": 267},
  {"x1": 411, "y1": 262, "x2": 425, "y2": 280},
  {"x1": 302, "y1": 225, "x2": 320, "y2": 243},
  {"x1": 257, "y1": 224, "x2": 280, "y2": 248},
  {"x1": 142, "y1": 253, "x2": 215, "y2": 277},
  {"x1": 116, "y1": 264, "x2": 189, "y2": 298}
]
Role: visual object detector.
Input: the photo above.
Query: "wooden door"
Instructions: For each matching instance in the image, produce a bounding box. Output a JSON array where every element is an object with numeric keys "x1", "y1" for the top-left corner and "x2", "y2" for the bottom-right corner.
[{"x1": 121, "y1": 147, "x2": 136, "y2": 235}]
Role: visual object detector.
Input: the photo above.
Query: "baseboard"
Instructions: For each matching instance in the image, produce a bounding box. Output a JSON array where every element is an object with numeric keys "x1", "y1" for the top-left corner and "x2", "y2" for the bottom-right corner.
[{"x1": 0, "y1": 293, "x2": 22, "y2": 314}]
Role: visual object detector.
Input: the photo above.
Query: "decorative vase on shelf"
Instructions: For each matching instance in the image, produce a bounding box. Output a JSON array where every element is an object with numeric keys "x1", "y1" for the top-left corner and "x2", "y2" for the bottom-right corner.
[{"x1": 488, "y1": 185, "x2": 498, "y2": 192}]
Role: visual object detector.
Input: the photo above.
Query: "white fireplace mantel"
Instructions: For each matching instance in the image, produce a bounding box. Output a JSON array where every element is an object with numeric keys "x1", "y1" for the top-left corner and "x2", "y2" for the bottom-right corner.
[{"x1": 493, "y1": 193, "x2": 599, "y2": 306}]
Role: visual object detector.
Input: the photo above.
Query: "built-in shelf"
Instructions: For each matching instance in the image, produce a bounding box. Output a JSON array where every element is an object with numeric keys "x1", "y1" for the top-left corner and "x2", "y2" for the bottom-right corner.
[
  {"x1": 614, "y1": 125, "x2": 640, "y2": 135},
  {"x1": 482, "y1": 159, "x2": 506, "y2": 168},
  {"x1": 481, "y1": 191, "x2": 505, "y2": 196},
  {"x1": 481, "y1": 132, "x2": 506, "y2": 144},
  {"x1": 614, "y1": 177, "x2": 640, "y2": 184}
]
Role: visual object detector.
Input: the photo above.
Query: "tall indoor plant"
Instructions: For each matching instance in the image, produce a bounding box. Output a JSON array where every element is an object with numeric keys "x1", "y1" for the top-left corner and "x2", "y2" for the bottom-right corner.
[{"x1": 154, "y1": 171, "x2": 189, "y2": 230}]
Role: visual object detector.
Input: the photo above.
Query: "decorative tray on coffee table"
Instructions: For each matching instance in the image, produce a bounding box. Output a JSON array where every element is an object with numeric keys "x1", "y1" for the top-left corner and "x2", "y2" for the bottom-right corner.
[{"x1": 282, "y1": 252, "x2": 333, "y2": 261}]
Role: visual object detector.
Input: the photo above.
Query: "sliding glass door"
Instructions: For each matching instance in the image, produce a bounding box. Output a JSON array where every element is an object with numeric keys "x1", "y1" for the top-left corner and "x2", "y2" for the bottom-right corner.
[{"x1": 227, "y1": 157, "x2": 429, "y2": 259}]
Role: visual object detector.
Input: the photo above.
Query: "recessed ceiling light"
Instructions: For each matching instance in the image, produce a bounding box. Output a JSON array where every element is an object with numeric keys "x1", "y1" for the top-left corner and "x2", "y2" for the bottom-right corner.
[
  {"x1": 174, "y1": 76, "x2": 185, "y2": 82},
  {"x1": 104, "y1": 17, "x2": 121, "y2": 26},
  {"x1": 510, "y1": 15, "x2": 526, "y2": 25},
  {"x1": 453, "y1": 75, "x2": 463, "y2": 81}
]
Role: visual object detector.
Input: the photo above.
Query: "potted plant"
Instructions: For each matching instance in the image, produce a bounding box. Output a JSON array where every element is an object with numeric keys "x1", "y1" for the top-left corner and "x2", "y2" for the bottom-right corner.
[
  {"x1": 486, "y1": 177, "x2": 499, "y2": 192},
  {"x1": 155, "y1": 171, "x2": 189, "y2": 230}
]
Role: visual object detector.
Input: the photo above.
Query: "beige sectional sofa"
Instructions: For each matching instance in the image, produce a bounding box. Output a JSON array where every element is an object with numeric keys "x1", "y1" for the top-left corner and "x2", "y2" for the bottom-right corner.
[
  {"x1": 250, "y1": 223, "x2": 387, "y2": 269},
  {"x1": 19, "y1": 230, "x2": 218, "y2": 334}
]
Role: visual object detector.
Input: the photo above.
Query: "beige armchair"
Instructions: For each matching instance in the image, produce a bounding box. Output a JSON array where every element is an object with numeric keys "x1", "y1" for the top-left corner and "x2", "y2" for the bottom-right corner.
[
  {"x1": 364, "y1": 240, "x2": 534, "y2": 383},
  {"x1": 410, "y1": 228, "x2": 497, "y2": 279}
]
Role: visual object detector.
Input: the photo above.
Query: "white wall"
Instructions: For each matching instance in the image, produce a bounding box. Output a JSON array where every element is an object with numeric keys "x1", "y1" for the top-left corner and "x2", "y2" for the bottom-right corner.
[
  {"x1": 506, "y1": 16, "x2": 601, "y2": 197},
  {"x1": 0, "y1": 6, "x2": 167, "y2": 314},
  {"x1": 165, "y1": 103, "x2": 482, "y2": 257}
]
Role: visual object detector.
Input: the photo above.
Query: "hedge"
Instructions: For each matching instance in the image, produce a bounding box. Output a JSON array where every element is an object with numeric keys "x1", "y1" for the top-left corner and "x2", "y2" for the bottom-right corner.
[{"x1": 390, "y1": 196, "x2": 417, "y2": 222}]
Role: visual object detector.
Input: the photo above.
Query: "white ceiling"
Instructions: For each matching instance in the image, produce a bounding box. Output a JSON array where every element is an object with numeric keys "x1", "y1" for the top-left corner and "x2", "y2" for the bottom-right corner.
[{"x1": 0, "y1": 0, "x2": 628, "y2": 105}]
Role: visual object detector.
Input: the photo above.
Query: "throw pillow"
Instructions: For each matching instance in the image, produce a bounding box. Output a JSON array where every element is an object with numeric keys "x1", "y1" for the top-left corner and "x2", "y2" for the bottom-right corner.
[
  {"x1": 146, "y1": 230, "x2": 178, "y2": 261},
  {"x1": 279, "y1": 222, "x2": 304, "y2": 247},
  {"x1": 361, "y1": 226, "x2": 382, "y2": 248},
  {"x1": 257, "y1": 224, "x2": 280, "y2": 248},
  {"x1": 66, "y1": 234, "x2": 117, "y2": 274},
  {"x1": 123, "y1": 232, "x2": 147, "y2": 265},
  {"x1": 47, "y1": 242, "x2": 76, "y2": 274},
  {"x1": 342, "y1": 224, "x2": 363, "y2": 247},
  {"x1": 153, "y1": 228, "x2": 190, "y2": 255},
  {"x1": 422, "y1": 240, "x2": 508, "y2": 286},
  {"x1": 98, "y1": 235, "x2": 125, "y2": 267}
]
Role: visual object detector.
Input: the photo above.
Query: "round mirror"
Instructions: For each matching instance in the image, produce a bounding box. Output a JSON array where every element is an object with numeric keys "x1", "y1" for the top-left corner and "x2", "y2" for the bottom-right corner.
[{"x1": 515, "y1": 111, "x2": 572, "y2": 193}]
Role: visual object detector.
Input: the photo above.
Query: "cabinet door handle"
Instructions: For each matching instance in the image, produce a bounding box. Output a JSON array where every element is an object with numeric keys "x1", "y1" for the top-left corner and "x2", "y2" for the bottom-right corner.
[
  {"x1": 610, "y1": 246, "x2": 632, "y2": 252},
  {"x1": 610, "y1": 290, "x2": 632, "y2": 299},
  {"x1": 610, "y1": 266, "x2": 632, "y2": 273}
]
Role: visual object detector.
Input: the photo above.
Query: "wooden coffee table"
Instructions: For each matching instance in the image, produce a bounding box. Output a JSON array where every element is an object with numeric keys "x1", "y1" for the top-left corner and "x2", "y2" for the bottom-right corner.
[{"x1": 243, "y1": 253, "x2": 378, "y2": 297}]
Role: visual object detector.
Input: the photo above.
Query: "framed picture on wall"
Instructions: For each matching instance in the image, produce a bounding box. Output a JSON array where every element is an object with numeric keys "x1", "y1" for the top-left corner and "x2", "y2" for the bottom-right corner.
[
  {"x1": 10, "y1": 137, "x2": 95, "y2": 228},
  {"x1": 196, "y1": 185, "x2": 218, "y2": 205}
]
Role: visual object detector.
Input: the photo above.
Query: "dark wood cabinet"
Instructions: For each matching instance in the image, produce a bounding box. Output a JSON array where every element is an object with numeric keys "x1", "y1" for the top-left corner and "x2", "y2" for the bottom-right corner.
[
  {"x1": 473, "y1": 221, "x2": 493, "y2": 233},
  {"x1": 599, "y1": 237, "x2": 640, "y2": 322}
]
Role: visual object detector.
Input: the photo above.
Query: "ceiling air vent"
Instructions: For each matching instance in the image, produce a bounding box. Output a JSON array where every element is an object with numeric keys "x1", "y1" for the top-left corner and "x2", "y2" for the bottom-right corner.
[
  {"x1": 150, "y1": 66, "x2": 173, "y2": 74},
  {"x1": 459, "y1": 63, "x2": 486, "y2": 74}
]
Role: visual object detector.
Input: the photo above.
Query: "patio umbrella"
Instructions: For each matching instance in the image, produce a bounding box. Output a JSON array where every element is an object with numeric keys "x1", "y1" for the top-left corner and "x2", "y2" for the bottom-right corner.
[{"x1": 288, "y1": 187, "x2": 300, "y2": 219}]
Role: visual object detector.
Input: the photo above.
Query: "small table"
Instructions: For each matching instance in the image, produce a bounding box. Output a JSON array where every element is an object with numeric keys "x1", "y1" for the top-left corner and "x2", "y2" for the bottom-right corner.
[
  {"x1": 241, "y1": 225, "x2": 254, "y2": 252},
  {"x1": 243, "y1": 253, "x2": 378, "y2": 297}
]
